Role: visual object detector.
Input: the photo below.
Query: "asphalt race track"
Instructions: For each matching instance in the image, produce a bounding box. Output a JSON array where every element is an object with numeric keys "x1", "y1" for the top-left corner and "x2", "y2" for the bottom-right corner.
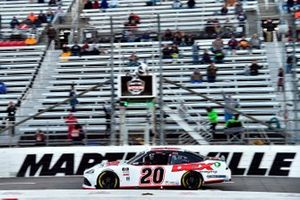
[{"x1": 0, "y1": 176, "x2": 299, "y2": 193}]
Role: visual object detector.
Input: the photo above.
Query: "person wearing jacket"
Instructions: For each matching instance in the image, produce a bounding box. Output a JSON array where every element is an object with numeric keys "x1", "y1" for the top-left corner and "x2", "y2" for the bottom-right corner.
[{"x1": 206, "y1": 107, "x2": 218, "y2": 139}]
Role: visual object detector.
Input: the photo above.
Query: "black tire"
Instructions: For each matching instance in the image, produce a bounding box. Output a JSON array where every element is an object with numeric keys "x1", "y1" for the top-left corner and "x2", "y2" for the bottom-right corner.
[
  {"x1": 181, "y1": 171, "x2": 203, "y2": 190},
  {"x1": 96, "y1": 171, "x2": 119, "y2": 189}
]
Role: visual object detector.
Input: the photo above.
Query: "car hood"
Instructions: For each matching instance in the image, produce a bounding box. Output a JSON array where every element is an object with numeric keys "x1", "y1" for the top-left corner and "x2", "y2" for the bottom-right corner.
[{"x1": 84, "y1": 160, "x2": 128, "y2": 174}]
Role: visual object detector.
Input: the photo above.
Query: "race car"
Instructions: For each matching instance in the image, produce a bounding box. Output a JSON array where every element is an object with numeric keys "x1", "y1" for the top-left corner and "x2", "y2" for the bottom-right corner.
[{"x1": 82, "y1": 147, "x2": 231, "y2": 190}]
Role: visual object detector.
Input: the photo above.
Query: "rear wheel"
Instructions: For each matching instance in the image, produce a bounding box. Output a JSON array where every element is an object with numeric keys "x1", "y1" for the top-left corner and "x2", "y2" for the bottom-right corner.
[
  {"x1": 181, "y1": 171, "x2": 203, "y2": 190},
  {"x1": 96, "y1": 171, "x2": 119, "y2": 189}
]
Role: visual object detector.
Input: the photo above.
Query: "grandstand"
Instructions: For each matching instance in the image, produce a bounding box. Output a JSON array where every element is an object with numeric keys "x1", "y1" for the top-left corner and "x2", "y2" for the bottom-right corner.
[{"x1": 0, "y1": 0, "x2": 299, "y2": 147}]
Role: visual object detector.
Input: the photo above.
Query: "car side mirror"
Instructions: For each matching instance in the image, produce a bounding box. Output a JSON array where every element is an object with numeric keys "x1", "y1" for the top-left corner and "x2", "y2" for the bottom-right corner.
[{"x1": 132, "y1": 162, "x2": 141, "y2": 166}]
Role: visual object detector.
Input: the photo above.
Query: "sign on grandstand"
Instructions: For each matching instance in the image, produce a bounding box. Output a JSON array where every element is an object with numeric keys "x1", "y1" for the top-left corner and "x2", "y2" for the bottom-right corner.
[{"x1": 118, "y1": 74, "x2": 156, "y2": 99}]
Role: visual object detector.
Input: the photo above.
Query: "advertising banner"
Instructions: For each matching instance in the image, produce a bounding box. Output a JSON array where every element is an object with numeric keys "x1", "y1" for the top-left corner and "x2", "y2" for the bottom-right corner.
[{"x1": 0, "y1": 145, "x2": 299, "y2": 177}]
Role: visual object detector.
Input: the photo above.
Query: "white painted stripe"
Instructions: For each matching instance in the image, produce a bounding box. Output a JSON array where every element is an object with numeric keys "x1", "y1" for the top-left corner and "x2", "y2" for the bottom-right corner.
[
  {"x1": 0, "y1": 190, "x2": 299, "y2": 200},
  {"x1": 0, "y1": 182, "x2": 36, "y2": 186}
]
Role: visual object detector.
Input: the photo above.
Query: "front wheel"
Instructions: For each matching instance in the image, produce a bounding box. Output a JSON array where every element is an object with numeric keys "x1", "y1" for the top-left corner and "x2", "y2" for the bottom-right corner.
[
  {"x1": 181, "y1": 171, "x2": 203, "y2": 190},
  {"x1": 96, "y1": 171, "x2": 119, "y2": 189}
]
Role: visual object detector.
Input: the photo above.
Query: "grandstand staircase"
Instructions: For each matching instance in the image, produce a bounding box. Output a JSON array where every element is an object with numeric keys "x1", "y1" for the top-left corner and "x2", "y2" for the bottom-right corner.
[
  {"x1": 18, "y1": 44, "x2": 61, "y2": 133},
  {"x1": 163, "y1": 105, "x2": 211, "y2": 145}
]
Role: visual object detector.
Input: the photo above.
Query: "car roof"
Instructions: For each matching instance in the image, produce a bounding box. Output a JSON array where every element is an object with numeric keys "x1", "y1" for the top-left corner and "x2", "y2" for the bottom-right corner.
[{"x1": 148, "y1": 147, "x2": 183, "y2": 152}]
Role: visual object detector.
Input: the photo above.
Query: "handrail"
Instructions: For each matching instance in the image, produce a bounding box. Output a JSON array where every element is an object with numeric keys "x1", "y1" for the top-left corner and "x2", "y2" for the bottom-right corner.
[
  {"x1": 163, "y1": 77, "x2": 274, "y2": 129},
  {"x1": 0, "y1": 79, "x2": 111, "y2": 134}
]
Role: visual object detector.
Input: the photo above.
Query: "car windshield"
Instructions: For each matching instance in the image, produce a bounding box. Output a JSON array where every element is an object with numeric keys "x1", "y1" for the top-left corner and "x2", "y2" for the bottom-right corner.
[{"x1": 126, "y1": 151, "x2": 145, "y2": 164}]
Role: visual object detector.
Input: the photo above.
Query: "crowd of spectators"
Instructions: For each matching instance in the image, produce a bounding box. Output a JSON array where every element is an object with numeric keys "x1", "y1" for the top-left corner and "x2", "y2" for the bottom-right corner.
[{"x1": 84, "y1": 0, "x2": 117, "y2": 9}]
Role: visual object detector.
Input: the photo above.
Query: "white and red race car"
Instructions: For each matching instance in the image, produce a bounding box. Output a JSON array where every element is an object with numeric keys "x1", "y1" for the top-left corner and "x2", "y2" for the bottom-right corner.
[{"x1": 83, "y1": 147, "x2": 231, "y2": 190}]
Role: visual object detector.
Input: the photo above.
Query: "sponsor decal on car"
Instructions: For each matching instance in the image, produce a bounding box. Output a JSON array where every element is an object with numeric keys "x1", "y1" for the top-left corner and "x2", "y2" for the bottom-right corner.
[{"x1": 171, "y1": 163, "x2": 214, "y2": 172}]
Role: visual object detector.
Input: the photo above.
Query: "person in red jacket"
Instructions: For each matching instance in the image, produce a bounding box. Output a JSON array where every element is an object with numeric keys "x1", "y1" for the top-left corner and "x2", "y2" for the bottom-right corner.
[{"x1": 65, "y1": 113, "x2": 78, "y2": 140}]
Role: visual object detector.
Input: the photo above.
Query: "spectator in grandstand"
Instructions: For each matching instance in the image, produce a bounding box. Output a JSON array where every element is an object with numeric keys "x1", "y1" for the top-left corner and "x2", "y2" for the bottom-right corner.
[
  {"x1": 0, "y1": 82, "x2": 7, "y2": 94},
  {"x1": 69, "y1": 84, "x2": 79, "y2": 112},
  {"x1": 192, "y1": 42, "x2": 199, "y2": 64},
  {"x1": 187, "y1": 0, "x2": 196, "y2": 8},
  {"x1": 89, "y1": 42, "x2": 102, "y2": 55},
  {"x1": 225, "y1": 0, "x2": 236, "y2": 7},
  {"x1": 262, "y1": 18, "x2": 276, "y2": 42},
  {"x1": 287, "y1": 0, "x2": 294, "y2": 13},
  {"x1": 214, "y1": 50, "x2": 225, "y2": 63},
  {"x1": 222, "y1": 19, "x2": 234, "y2": 34},
  {"x1": 206, "y1": 107, "x2": 218, "y2": 139},
  {"x1": 162, "y1": 44, "x2": 172, "y2": 59},
  {"x1": 249, "y1": 33, "x2": 262, "y2": 49},
  {"x1": 146, "y1": 0, "x2": 157, "y2": 6},
  {"x1": 163, "y1": 29, "x2": 173, "y2": 41},
  {"x1": 224, "y1": 114, "x2": 244, "y2": 141},
  {"x1": 71, "y1": 124, "x2": 85, "y2": 145},
  {"x1": 84, "y1": 0, "x2": 93, "y2": 9},
  {"x1": 133, "y1": 61, "x2": 149, "y2": 76},
  {"x1": 234, "y1": 2, "x2": 243, "y2": 14},
  {"x1": 25, "y1": 35, "x2": 38, "y2": 45},
  {"x1": 109, "y1": 0, "x2": 119, "y2": 8},
  {"x1": 200, "y1": 49, "x2": 212, "y2": 64},
  {"x1": 185, "y1": 33, "x2": 195, "y2": 46},
  {"x1": 46, "y1": 25, "x2": 57, "y2": 45},
  {"x1": 140, "y1": 30, "x2": 151, "y2": 42},
  {"x1": 49, "y1": 0, "x2": 57, "y2": 6},
  {"x1": 46, "y1": 9, "x2": 55, "y2": 23},
  {"x1": 220, "y1": 4, "x2": 228, "y2": 15},
  {"x1": 237, "y1": 12, "x2": 247, "y2": 25},
  {"x1": 128, "y1": 13, "x2": 141, "y2": 25},
  {"x1": 227, "y1": 35, "x2": 238, "y2": 55},
  {"x1": 80, "y1": 41, "x2": 90, "y2": 55},
  {"x1": 204, "y1": 20, "x2": 216, "y2": 36},
  {"x1": 71, "y1": 42, "x2": 81, "y2": 56},
  {"x1": 35, "y1": 129, "x2": 46, "y2": 146},
  {"x1": 101, "y1": 0, "x2": 109, "y2": 10},
  {"x1": 286, "y1": 54, "x2": 296, "y2": 74},
  {"x1": 277, "y1": 68, "x2": 285, "y2": 92},
  {"x1": 211, "y1": 18, "x2": 222, "y2": 35},
  {"x1": 222, "y1": 91, "x2": 239, "y2": 122},
  {"x1": 27, "y1": 12, "x2": 37, "y2": 24},
  {"x1": 212, "y1": 36, "x2": 224, "y2": 53},
  {"x1": 10, "y1": 16, "x2": 20, "y2": 29},
  {"x1": 65, "y1": 113, "x2": 78, "y2": 140},
  {"x1": 248, "y1": 60, "x2": 262, "y2": 76},
  {"x1": 206, "y1": 63, "x2": 218, "y2": 82},
  {"x1": 6, "y1": 101, "x2": 17, "y2": 136},
  {"x1": 60, "y1": 48, "x2": 72, "y2": 61},
  {"x1": 103, "y1": 104, "x2": 111, "y2": 134},
  {"x1": 55, "y1": 6, "x2": 65, "y2": 24},
  {"x1": 38, "y1": 11, "x2": 47, "y2": 24},
  {"x1": 128, "y1": 53, "x2": 140, "y2": 67},
  {"x1": 238, "y1": 36, "x2": 250, "y2": 50},
  {"x1": 172, "y1": 0, "x2": 182, "y2": 9},
  {"x1": 191, "y1": 69, "x2": 203, "y2": 83},
  {"x1": 173, "y1": 30, "x2": 184, "y2": 45},
  {"x1": 170, "y1": 44, "x2": 179, "y2": 63},
  {"x1": 93, "y1": 0, "x2": 100, "y2": 9}
]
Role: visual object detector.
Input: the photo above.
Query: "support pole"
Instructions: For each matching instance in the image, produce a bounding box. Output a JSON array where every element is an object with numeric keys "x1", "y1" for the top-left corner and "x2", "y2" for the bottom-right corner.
[
  {"x1": 119, "y1": 106, "x2": 127, "y2": 145},
  {"x1": 109, "y1": 16, "x2": 116, "y2": 145},
  {"x1": 157, "y1": 14, "x2": 165, "y2": 145},
  {"x1": 291, "y1": 16, "x2": 300, "y2": 141}
]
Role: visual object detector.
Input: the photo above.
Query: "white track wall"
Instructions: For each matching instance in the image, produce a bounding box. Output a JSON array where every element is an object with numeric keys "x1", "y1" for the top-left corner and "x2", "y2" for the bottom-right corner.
[{"x1": 0, "y1": 145, "x2": 299, "y2": 178}]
